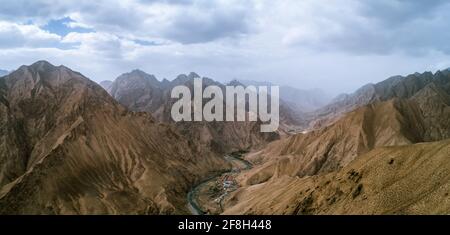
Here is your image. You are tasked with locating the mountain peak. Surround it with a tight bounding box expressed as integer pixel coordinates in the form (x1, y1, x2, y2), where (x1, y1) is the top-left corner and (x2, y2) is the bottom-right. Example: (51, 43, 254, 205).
(29, 60, 57, 70)
(16, 60, 76, 76)
(130, 69, 147, 75)
(227, 79, 244, 86)
(188, 72, 200, 79)
(8, 60, 90, 86)
(116, 69, 159, 86)
(175, 74, 188, 79)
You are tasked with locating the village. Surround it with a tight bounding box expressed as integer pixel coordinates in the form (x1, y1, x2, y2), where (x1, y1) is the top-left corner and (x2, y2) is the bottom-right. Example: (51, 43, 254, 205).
(187, 153, 252, 215)
(212, 164, 243, 209)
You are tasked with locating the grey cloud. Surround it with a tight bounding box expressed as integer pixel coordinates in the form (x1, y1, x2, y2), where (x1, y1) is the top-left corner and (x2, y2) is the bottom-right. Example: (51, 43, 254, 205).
(74, 5, 144, 32)
(290, 0, 450, 55)
(2, 0, 450, 96)
(138, 0, 193, 5)
(135, 0, 253, 44)
(0, 0, 74, 23)
(360, 0, 449, 25)
(0, 0, 252, 44)
(163, 6, 250, 44)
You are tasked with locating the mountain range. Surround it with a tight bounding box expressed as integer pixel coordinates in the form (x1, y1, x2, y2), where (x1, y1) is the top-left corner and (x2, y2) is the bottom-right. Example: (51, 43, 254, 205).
(238, 79, 331, 112)
(99, 70, 306, 154)
(306, 71, 450, 130)
(221, 69, 450, 214)
(0, 61, 449, 215)
(0, 61, 226, 214)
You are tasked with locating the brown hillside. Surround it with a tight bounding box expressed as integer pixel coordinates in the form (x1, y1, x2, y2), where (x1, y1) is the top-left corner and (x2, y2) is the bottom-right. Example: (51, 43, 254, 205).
(0, 61, 226, 214)
(223, 139, 450, 215)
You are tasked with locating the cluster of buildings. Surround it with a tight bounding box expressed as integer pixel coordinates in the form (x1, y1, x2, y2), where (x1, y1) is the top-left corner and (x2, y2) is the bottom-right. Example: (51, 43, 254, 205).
(213, 174, 238, 206)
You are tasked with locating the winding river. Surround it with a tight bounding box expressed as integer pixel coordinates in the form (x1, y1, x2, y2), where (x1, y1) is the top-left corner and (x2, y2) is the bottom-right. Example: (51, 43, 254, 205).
(186, 154, 252, 215)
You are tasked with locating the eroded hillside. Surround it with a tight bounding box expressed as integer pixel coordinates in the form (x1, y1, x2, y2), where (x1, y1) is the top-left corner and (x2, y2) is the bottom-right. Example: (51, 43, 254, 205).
(0, 61, 226, 214)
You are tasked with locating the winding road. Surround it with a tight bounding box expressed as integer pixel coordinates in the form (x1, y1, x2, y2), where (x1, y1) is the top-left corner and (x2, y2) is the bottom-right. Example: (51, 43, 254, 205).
(186, 154, 252, 215)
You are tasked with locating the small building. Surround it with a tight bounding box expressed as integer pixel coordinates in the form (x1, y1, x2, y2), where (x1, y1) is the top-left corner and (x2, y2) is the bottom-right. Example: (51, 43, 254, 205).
(222, 175, 236, 189)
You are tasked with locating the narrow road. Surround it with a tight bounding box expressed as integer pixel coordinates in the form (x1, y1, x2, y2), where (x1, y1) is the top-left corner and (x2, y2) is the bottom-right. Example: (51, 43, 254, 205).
(186, 154, 252, 215)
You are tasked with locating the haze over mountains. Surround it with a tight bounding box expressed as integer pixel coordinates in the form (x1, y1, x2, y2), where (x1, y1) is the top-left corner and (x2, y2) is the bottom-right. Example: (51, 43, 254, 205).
(95, 66, 450, 215)
(307, 70, 450, 130)
(0, 70, 8, 77)
(222, 69, 450, 214)
(0, 60, 449, 215)
(238, 80, 331, 112)
(100, 70, 308, 154)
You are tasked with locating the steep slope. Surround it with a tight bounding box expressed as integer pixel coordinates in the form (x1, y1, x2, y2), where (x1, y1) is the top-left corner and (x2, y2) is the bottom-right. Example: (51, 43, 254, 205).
(106, 71, 281, 154)
(239, 84, 449, 185)
(308, 70, 450, 129)
(0, 61, 226, 214)
(109, 70, 165, 115)
(237, 100, 430, 184)
(223, 139, 450, 215)
(221, 72, 450, 215)
(410, 82, 450, 141)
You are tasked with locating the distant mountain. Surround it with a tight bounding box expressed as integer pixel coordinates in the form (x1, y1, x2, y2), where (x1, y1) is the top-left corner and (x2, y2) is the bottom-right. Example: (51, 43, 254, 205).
(226, 80, 307, 134)
(106, 71, 200, 121)
(0, 70, 8, 77)
(221, 69, 450, 214)
(99, 80, 113, 93)
(104, 71, 281, 154)
(237, 70, 450, 180)
(241, 95, 450, 183)
(108, 70, 165, 114)
(307, 70, 450, 129)
(0, 61, 226, 214)
(238, 79, 331, 112)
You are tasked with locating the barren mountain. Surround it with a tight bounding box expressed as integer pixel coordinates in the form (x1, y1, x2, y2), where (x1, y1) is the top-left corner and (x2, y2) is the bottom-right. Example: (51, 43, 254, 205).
(105, 71, 283, 154)
(226, 80, 307, 133)
(99, 80, 113, 93)
(308, 70, 450, 129)
(238, 80, 330, 112)
(220, 71, 450, 214)
(0, 61, 227, 214)
(239, 90, 449, 186)
(223, 139, 450, 215)
(108, 70, 165, 115)
(237, 100, 424, 184)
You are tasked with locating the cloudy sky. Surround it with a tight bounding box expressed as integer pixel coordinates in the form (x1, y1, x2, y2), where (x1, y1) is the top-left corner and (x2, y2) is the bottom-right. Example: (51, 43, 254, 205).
(1, 0, 450, 95)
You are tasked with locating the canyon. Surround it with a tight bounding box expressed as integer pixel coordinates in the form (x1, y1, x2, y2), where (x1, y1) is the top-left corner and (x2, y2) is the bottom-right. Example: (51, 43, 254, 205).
(0, 61, 449, 214)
